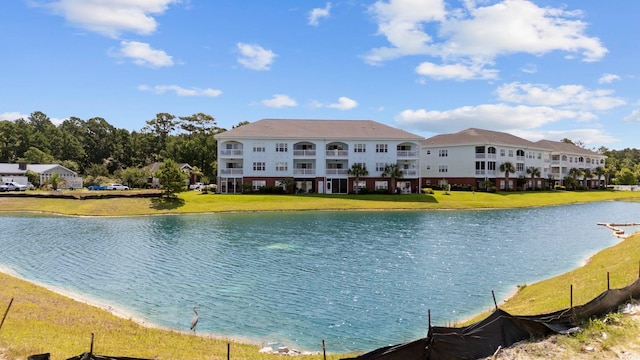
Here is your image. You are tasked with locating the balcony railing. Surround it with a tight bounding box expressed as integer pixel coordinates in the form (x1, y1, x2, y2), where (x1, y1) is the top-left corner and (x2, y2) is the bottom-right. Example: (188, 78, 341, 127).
(220, 169, 243, 175)
(400, 169, 418, 177)
(294, 169, 315, 175)
(326, 150, 348, 157)
(293, 150, 316, 157)
(397, 150, 418, 157)
(220, 149, 243, 157)
(326, 169, 348, 175)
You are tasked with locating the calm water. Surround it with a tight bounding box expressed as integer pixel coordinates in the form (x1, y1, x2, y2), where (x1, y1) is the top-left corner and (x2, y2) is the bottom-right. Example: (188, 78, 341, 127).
(1, 201, 639, 352)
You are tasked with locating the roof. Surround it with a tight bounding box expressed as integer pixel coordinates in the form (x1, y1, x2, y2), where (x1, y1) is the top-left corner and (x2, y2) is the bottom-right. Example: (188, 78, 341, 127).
(215, 119, 424, 141)
(535, 140, 603, 157)
(422, 128, 543, 149)
(0, 163, 77, 175)
(145, 162, 193, 173)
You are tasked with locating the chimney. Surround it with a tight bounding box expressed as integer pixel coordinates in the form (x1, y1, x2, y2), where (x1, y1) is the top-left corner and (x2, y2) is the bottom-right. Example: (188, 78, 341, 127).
(18, 162, 27, 170)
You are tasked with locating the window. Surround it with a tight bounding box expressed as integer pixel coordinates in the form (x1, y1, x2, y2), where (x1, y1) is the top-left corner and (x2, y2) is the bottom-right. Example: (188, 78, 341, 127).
(488, 161, 496, 171)
(517, 149, 525, 157)
(375, 181, 388, 190)
(488, 147, 496, 155)
(438, 164, 448, 173)
(438, 149, 448, 157)
(376, 144, 388, 153)
(426, 150, 431, 155)
(376, 163, 385, 172)
(516, 163, 524, 172)
(253, 162, 265, 171)
(500, 149, 505, 157)
(275, 162, 288, 171)
(475, 161, 486, 170)
(253, 143, 265, 152)
(353, 180, 366, 192)
(252, 180, 266, 191)
(276, 143, 288, 152)
(537, 152, 542, 159)
(354, 144, 366, 153)
(508, 150, 514, 157)
(475, 146, 485, 154)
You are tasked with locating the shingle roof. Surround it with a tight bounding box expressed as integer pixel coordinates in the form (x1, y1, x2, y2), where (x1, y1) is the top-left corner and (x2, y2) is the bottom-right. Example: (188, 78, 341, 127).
(422, 128, 543, 149)
(0, 163, 76, 175)
(215, 119, 424, 140)
(535, 140, 602, 156)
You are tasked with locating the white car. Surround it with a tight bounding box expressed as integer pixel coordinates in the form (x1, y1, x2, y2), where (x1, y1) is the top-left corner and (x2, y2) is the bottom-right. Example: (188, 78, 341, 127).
(2, 181, 28, 191)
(107, 183, 129, 190)
(189, 182, 203, 190)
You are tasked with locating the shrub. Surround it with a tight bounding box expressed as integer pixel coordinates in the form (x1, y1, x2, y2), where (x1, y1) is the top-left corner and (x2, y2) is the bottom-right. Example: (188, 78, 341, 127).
(422, 188, 434, 194)
(554, 185, 566, 190)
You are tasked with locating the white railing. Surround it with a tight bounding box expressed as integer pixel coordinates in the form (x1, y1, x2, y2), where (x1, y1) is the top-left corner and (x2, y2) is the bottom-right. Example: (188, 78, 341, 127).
(326, 169, 348, 175)
(220, 150, 243, 156)
(220, 169, 243, 175)
(293, 150, 316, 156)
(326, 150, 348, 157)
(475, 169, 486, 175)
(400, 169, 417, 176)
(475, 154, 485, 159)
(397, 151, 418, 157)
(294, 169, 315, 175)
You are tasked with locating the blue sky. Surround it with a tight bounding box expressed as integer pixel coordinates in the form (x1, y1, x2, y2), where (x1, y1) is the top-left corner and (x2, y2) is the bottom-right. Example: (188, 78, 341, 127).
(1, 0, 638, 150)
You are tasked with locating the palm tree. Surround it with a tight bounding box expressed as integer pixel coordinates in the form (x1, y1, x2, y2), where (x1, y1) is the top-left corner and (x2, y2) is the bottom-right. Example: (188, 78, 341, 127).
(525, 166, 541, 190)
(47, 173, 66, 191)
(382, 163, 403, 194)
(499, 161, 515, 190)
(582, 168, 593, 189)
(347, 163, 369, 194)
(568, 168, 583, 190)
(594, 166, 605, 188)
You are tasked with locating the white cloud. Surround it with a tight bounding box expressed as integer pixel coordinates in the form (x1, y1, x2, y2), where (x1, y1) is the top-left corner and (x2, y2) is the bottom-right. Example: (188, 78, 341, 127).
(366, 0, 607, 74)
(415, 62, 498, 80)
(115, 41, 173, 68)
(237, 43, 277, 71)
(521, 64, 538, 74)
(624, 110, 640, 123)
(42, 0, 180, 38)
(513, 128, 619, 145)
(0, 112, 29, 121)
(309, 2, 331, 26)
(326, 97, 359, 110)
(138, 85, 222, 97)
(262, 94, 297, 108)
(496, 82, 626, 111)
(395, 103, 580, 133)
(599, 73, 620, 84)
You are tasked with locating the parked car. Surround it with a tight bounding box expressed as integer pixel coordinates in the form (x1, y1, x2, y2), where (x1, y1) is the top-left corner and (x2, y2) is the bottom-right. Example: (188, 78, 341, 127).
(107, 183, 129, 190)
(2, 181, 28, 191)
(189, 182, 203, 190)
(0, 184, 8, 192)
(87, 185, 107, 190)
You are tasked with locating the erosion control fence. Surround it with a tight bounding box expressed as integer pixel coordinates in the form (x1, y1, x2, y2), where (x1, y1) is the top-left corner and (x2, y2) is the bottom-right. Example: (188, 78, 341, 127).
(343, 271, 640, 360)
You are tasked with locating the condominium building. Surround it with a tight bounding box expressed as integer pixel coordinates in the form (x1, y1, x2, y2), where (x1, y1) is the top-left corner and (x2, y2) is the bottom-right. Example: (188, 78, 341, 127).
(420, 128, 606, 190)
(214, 119, 423, 194)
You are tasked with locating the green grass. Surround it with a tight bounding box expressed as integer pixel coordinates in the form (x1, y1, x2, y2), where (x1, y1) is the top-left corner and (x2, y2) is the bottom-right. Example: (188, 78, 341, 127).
(1, 189, 640, 216)
(2, 189, 640, 359)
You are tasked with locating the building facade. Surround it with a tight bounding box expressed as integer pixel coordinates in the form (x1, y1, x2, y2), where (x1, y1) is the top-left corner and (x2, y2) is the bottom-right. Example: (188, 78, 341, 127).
(535, 140, 607, 188)
(215, 119, 423, 194)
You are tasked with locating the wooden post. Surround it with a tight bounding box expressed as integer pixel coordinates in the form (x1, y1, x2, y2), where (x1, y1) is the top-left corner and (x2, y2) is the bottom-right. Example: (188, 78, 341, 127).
(0, 298, 13, 332)
(570, 284, 573, 309)
(428, 309, 431, 332)
(322, 339, 327, 360)
(227, 343, 230, 360)
(607, 272, 610, 290)
(492, 290, 498, 310)
(90, 333, 94, 355)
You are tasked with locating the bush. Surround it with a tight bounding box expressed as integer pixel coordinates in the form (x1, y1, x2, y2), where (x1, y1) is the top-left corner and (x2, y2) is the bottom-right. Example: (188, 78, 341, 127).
(554, 185, 566, 191)
(422, 188, 434, 194)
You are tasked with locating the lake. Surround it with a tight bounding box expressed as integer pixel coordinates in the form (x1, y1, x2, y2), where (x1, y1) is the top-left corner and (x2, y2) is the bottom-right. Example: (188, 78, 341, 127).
(1, 201, 639, 353)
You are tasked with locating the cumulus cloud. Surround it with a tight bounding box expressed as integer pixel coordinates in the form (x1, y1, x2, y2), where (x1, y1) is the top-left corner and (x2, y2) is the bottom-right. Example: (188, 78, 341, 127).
(513, 128, 619, 146)
(138, 85, 222, 97)
(309, 2, 331, 26)
(237, 43, 277, 71)
(395, 104, 581, 133)
(415, 62, 498, 80)
(262, 94, 297, 108)
(0, 112, 29, 121)
(313, 97, 358, 110)
(115, 41, 173, 67)
(496, 82, 626, 111)
(366, 0, 607, 79)
(598, 73, 620, 84)
(41, 0, 180, 38)
(624, 110, 640, 123)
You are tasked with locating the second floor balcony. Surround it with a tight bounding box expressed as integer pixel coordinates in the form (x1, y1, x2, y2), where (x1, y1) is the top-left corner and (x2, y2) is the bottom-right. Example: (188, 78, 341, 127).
(220, 149, 243, 157)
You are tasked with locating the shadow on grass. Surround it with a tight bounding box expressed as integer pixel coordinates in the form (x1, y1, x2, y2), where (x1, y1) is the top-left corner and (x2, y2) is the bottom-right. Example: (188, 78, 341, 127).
(149, 197, 186, 210)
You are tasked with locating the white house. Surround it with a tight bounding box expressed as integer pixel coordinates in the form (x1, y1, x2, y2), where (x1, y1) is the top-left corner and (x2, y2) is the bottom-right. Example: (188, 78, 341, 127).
(535, 140, 607, 188)
(420, 128, 607, 190)
(214, 119, 424, 194)
(420, 128, 551, 190)
(0, 162, 82, 189)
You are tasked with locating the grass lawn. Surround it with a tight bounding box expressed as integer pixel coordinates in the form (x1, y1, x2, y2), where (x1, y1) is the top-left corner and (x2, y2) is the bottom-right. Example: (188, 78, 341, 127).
(1, 189, 640, 359)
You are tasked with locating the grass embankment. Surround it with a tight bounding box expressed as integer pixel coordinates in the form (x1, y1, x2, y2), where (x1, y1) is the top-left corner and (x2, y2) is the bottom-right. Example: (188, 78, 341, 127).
(2, 190, 640, 359)
(1, 189, 640, 216)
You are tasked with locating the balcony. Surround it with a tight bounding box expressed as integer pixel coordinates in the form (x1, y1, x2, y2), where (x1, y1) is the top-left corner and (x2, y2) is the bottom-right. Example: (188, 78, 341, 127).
(397, 150, 418, 158)
(326, 150, 348, 158)
(400, 169, 418, 177)
(220, 169, 243, 175)
(293, 150, 316, 157)
(326, 169, 348, 176)
(294, 169, 315, 175)
(220, 149, 243, 157)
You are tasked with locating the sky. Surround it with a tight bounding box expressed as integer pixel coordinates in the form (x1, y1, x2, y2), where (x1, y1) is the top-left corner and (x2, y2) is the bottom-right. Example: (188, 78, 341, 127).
(1, 0, 639, 150)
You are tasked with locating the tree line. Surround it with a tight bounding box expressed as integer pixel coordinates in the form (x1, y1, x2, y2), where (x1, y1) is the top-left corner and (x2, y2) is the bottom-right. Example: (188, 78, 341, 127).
(0, 111, 639, 187)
